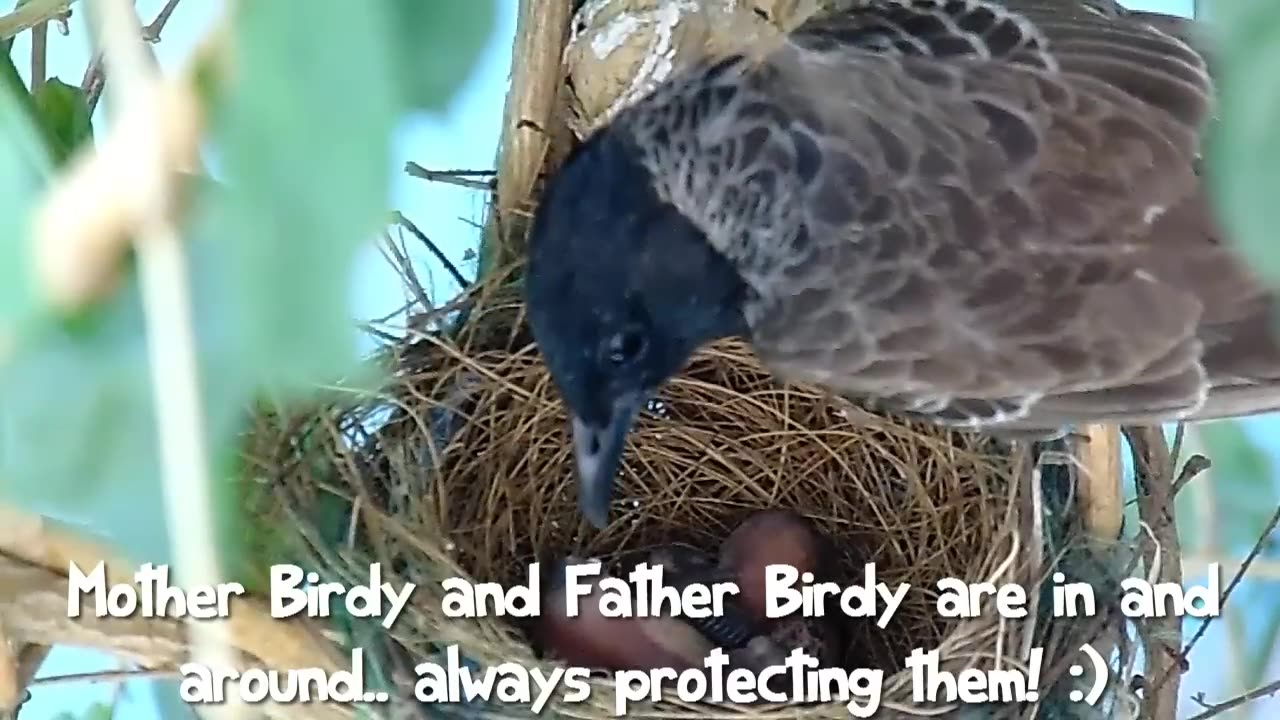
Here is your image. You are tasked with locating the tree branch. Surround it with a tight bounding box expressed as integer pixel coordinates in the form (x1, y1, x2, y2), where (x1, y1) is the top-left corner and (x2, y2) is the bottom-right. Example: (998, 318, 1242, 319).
(30, 21, 47, 94)
(83, 0, 186, 116)
(404, 161, 496, 191)
(1188, 676, 1280, 720)
(1123, 425, 1184, 720)
(0, 0, 76, 41)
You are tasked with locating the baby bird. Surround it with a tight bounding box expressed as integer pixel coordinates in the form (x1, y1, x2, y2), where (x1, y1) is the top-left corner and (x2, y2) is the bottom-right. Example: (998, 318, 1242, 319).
(537, 556, 713, 672)
(647, 543, 756, 650)
(718, 509, 825, 624)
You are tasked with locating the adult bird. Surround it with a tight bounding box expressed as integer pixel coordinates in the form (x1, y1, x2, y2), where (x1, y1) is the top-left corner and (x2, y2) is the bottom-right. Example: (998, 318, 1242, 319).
(524, 0, 1280, 528)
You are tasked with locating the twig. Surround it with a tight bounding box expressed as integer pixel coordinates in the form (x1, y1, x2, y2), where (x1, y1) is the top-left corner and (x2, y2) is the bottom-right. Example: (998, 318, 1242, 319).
(89, 0, 240, 717)
(82, 53, 105, 113)
(82, 0, 184, 116)
(392, 211, 471, 290)
(1182, 555, 1280, 579)
(1175, 504, 1280, 675)
(378, 229, 432, 313)
(1169, 422, 1186, 468)
(0, 0, 76, 41)
(404, 162, 496, 191)
(1171, 454, 1211, 497)
(31, 21, 47, 94)
(146, 0, 182, 40)
(1186, 677, 1280, 720)
(1123, 425, 1183, 720)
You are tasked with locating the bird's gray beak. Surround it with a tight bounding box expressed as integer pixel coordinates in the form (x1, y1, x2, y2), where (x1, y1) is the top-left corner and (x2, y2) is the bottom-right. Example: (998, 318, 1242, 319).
(571, 392, 645, 529)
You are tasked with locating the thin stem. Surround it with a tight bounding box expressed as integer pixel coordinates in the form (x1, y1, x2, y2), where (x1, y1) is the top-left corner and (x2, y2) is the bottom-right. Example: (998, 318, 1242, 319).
(393, 211, 472, 290)
(404, 161, 496, 191)
(30, 22, 47, 93)
(1187, 676, 1280, 720)
(83, 0, 184, 116)
(90, 0, 241, 717)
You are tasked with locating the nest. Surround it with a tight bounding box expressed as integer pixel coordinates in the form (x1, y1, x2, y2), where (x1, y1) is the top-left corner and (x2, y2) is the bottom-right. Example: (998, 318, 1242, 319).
(239, 2, 1140, 717)
(241, 259, 1134, 719)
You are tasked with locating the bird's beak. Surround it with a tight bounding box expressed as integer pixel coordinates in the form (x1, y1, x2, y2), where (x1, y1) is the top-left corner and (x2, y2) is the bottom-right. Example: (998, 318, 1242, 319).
(571, 392, 645, 529)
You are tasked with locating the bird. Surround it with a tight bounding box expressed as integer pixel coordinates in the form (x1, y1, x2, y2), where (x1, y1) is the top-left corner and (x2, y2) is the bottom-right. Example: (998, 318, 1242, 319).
(523, 0, 1280, 528)
(646, 543, 758, 649)
(718, 510, 826, 624)
(536, 556, 716, 671)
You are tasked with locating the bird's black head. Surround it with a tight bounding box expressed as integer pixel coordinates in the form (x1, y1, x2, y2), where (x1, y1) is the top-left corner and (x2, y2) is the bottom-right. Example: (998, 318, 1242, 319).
(524, 129, 749, 529)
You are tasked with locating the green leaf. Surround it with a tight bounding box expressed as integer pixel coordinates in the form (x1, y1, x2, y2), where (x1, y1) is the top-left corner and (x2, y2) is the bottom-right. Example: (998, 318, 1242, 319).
(385, 0, 497, 111)
(0, 195, 254, 569)
(0, 53, 54, 363)
(1, 0, 493, 582)
(204, 0, 400, 398)
(1205, 3, 1280, 293)
(32, 76, 93, 165)
(1198, 421, 1277, 552)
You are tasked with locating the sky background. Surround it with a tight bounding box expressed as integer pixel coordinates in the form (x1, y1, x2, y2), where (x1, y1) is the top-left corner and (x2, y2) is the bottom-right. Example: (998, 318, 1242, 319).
(14, 1, 1280, 719)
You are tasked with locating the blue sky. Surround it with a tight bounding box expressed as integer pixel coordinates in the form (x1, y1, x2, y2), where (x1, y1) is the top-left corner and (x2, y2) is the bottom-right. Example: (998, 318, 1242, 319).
(15, 1, 1280, 719)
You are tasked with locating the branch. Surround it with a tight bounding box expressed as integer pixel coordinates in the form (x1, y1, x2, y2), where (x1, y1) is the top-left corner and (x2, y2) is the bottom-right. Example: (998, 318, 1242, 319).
(0, 506, 352, 720)
(82, 0, 186, 116)
(1123, 425, 1184, 720)
(0, 0, 76, 41)
(1171, 454, 1212, 497)
(404, 161, 495, 191)
(1176, 504, 1280, 673)
(147, 0, 183, 38)
(30, 21, 47, 94)
(1187, 677, 1280, 720)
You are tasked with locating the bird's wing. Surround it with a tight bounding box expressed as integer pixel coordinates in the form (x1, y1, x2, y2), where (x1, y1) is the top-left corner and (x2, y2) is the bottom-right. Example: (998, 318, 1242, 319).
(616, 0, 1280, 432)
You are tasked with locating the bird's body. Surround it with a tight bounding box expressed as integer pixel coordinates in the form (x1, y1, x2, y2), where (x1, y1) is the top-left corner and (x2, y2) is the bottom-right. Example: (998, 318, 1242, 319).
(525, 0, 1280, 527)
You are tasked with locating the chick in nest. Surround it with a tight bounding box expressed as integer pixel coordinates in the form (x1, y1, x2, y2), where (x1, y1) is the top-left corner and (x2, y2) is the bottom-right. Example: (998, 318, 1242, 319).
(561, 0, 825, 138)
(646, 543, 756, 650)
(729, 615, 844, 697)
(730, 615, 842, 667)
(536, 555, 713, 672)
(718, 509, 827, 625)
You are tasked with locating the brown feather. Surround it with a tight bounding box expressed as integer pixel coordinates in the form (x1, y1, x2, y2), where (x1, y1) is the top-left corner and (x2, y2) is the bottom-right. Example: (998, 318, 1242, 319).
(606, 0, 1280, 434)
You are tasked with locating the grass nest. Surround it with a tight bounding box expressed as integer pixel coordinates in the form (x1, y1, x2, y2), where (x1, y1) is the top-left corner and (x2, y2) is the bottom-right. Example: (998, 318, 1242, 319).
(244, 263, 1131, 719)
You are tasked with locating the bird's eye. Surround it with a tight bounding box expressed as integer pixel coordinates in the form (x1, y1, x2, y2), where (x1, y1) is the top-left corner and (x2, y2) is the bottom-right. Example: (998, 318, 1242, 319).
(605, 328, 646, 366)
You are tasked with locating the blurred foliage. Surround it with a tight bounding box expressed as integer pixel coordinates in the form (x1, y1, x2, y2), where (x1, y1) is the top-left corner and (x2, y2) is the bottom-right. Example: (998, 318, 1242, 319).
(0, 0, 497, 586)
(50, 701, 114, 720)
(32, 77, 92, 164)
(1206, 2, 1280, 295)
(1198, 422, 1277, 553)
(0, 53, 51, 348)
